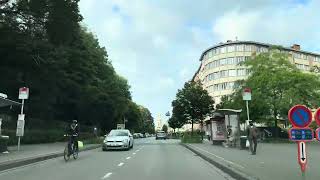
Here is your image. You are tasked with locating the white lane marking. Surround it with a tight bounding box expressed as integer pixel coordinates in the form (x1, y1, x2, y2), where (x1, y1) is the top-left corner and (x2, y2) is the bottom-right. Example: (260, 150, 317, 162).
(126, 156, 131, 160)
(189, 144, 245, 169)
(136, 150, 140, 152)
(101, 172, 112, 179)
(118, 162, 124, 167)
(133, 152, 136, 155)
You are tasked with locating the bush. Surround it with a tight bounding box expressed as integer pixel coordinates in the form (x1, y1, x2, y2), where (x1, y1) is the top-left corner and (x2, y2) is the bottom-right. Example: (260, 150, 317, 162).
(2, 129, 96, 145)
(83, 137, 104, 144)
(181, 133, 202, 143)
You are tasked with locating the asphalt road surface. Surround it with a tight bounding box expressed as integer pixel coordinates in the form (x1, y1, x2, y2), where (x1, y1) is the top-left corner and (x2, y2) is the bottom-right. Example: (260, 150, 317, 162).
(0, 137, 234, 180)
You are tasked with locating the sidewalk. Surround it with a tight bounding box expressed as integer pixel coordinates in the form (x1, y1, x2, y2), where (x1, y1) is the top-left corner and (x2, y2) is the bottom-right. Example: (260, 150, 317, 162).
(183, 141, 320, 180)
(0, 142, 101, 171)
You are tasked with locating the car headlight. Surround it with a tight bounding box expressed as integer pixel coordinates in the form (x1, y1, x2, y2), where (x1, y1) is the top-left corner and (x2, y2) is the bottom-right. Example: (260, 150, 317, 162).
(123, 139, 129, 143)
(103, 139, 107, 143)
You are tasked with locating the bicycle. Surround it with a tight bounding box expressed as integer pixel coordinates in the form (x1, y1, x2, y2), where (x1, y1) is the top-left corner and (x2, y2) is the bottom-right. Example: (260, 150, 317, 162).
(64, 134, 79, 162)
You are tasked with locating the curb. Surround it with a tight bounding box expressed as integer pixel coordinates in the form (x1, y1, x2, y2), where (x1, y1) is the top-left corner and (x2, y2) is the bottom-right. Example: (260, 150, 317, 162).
(0, 144, 101, 172)
(181, 143, 259, 180)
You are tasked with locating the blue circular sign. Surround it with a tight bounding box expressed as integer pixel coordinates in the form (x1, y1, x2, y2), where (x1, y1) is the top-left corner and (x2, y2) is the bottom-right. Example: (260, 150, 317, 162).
(288, 105, 312, 128)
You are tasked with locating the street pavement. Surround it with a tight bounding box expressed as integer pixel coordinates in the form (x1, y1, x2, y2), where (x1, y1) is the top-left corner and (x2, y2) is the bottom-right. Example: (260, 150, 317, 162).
(0, 143, 65, 163)
(0, 137, 235, 180)
(186, 141, 320, 180)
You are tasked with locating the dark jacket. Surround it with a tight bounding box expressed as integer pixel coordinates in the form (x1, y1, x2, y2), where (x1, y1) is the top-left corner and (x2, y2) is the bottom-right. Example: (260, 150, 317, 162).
(66, 123, 79, 136)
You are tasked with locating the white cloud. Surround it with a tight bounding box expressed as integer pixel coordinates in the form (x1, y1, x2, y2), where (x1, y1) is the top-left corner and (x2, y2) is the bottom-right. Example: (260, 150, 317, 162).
(212, 1, 320, 49)
(79, 0, 320, 117)
(159, 77, 175, 89)
(103, 16, 124, 40)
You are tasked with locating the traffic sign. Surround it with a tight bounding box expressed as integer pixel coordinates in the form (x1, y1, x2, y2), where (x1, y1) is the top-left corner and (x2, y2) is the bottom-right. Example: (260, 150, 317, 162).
(288, 105, 312, 128)
(314, 108, 320, 126)
(316, 128, 320, 141)
(289, 128, 314, 142)
(242, 88, 251, 101)
(19, 87, 29, 100)
(298, 141, 307, 172)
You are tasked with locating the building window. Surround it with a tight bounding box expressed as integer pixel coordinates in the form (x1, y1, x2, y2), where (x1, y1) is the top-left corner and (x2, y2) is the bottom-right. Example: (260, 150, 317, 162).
(229, 69, 237, 76)
(236, 45, 244, 52)
(308, 55, 315, 61)
(293, 53, 301, 59)
(237, 69, 246, 76)
(220, 47, 226, 53)
(212, 49, 216, 55)
(302, 54, 307, 60)
(245, 45, 252, 52)
(208, 50, 212, 58)
(227, 45, 235, 52)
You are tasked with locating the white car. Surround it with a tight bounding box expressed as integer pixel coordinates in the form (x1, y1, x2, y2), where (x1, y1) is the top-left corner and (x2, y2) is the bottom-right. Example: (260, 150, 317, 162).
(102, 129, 133, 151)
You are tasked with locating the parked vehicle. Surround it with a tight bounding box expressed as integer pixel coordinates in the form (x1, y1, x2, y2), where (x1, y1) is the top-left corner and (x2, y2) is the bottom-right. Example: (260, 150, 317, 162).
(133, 133, 140, 139)
(138, 133, 145, 138)
(102, 129, 133, 151)
(156, 131, 167, 140)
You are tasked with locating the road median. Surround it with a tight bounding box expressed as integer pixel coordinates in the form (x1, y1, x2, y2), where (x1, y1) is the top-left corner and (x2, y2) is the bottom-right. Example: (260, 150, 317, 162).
(181, 143, 258, 180)
(0, 144, 101, 172)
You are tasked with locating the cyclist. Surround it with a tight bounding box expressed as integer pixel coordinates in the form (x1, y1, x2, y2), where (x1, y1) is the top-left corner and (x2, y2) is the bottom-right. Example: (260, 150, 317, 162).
(66, 119, 79, 156)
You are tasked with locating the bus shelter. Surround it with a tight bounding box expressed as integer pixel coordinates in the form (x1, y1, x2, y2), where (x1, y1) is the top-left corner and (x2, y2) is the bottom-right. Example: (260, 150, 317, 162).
(204, 109, 242, 147)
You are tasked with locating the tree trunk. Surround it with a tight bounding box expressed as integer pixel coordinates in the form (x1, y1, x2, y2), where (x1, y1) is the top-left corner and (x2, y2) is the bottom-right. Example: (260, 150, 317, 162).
(274, 112, 279, 138)
(191, 121, 194, 136)
(200, 121, 204, 141)
(274, 118, 279, 138)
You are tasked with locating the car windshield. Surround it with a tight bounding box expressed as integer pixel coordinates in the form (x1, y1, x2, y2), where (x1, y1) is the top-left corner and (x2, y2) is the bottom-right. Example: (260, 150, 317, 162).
(108, 131, 128, 137)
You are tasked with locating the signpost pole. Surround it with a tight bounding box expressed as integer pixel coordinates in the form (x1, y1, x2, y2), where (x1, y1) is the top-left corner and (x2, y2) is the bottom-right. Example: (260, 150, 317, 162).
(243, 88, 251, 131)
(17, 99, 24, 151)
(246, 100, 250, 123)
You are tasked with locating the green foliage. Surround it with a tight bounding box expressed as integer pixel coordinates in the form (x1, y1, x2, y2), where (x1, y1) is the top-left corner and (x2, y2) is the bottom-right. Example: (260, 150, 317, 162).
(217, 50, 320, 136)
(83, 137, 104, 145)
(0, 0, 142, 133)
(172, 81, 215, 133)
(181, 133, 202, 143)
(168, 115, 184, 132)
(162, 124, 168, 133)
(124, 102, 155, 133)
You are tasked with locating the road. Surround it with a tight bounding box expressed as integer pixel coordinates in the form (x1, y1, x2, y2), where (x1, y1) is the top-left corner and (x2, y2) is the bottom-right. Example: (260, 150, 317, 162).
(0, 138, 234, 180)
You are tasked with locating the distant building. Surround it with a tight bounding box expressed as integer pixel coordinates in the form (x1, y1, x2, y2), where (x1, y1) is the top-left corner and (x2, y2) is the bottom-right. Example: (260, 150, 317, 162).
(193, 41, 320, 105)
(155, 114, 163, 131)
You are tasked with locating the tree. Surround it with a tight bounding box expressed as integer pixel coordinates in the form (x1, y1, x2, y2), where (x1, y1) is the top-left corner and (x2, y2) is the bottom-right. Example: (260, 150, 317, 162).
(168, 115, 184, 133)
(172, 81, 215, 134)
(217, 49, 320, 137)
(162, 124, 168, 133)
(0, 0, 136, 132)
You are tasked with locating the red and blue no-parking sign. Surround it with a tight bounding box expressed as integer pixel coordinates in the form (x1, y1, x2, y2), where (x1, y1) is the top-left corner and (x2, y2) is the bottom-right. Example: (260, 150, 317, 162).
(314, 108, 320, 126)
(288, 105, 312, 128)
(288, 105, 313, 173)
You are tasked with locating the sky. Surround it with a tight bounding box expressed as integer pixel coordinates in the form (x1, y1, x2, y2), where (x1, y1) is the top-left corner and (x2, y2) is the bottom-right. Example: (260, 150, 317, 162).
(78, 0, 320, 121)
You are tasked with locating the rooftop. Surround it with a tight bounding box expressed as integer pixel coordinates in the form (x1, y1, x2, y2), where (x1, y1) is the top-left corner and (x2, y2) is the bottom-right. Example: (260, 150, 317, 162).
(199, 40, 320, 62)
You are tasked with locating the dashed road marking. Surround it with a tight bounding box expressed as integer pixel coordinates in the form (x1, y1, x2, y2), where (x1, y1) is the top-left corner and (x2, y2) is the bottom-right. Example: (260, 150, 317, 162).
(118, 162, 124, 167)
(133, 152, 136, 155)
(101, 172, 112, 179)
(126, 156, 131, 160)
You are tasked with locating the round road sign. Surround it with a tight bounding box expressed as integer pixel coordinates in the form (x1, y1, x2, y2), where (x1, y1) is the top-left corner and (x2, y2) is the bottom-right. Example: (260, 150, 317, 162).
(315, 108, 320, 126)
(288, 105, 312, 128)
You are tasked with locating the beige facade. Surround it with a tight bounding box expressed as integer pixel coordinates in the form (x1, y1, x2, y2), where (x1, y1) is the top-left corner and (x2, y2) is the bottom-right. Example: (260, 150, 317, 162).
(193, 41, 320, 105)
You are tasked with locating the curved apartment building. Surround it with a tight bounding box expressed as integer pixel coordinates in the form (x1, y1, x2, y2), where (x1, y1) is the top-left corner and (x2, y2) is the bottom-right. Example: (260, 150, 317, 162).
(193, 41, 320, 104)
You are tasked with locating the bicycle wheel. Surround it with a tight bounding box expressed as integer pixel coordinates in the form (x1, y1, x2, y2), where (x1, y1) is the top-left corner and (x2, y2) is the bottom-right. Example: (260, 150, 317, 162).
(64, 146, 70, 162)
(73, 148, 79, 159)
